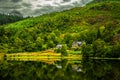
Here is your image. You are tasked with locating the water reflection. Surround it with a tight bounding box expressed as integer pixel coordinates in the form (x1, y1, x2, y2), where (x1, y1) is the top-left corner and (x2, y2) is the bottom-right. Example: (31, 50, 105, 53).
(83, 59, 120, 80)
(0, 57, 120, 80)
(0, 58, 82, 80)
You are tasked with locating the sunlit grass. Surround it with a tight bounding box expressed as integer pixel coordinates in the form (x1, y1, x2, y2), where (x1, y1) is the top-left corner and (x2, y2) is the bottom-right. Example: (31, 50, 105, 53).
(4, 51, 82, 64)
(6, 51, 82, 60)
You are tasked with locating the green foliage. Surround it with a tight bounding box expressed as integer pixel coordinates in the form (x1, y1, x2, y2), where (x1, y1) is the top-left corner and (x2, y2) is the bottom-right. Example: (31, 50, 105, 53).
(54, 45, 68, 56)
(0, 1, 120, 58)
(61, 45, 68, 56)
(90, 0, 120, 4)
(93, 39, 106, 57)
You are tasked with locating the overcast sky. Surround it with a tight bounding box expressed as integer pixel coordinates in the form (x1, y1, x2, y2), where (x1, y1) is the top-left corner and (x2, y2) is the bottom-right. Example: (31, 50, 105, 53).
(0, 0, 92, 17)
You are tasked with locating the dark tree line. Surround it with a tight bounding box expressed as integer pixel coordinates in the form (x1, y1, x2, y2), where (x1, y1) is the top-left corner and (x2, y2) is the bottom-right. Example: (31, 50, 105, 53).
(0, 13, 24, 25)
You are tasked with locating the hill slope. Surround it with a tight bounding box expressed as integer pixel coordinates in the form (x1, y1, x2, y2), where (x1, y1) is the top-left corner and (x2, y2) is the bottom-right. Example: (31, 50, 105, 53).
(0, 1, 120, 57)
(91, 0, 120, 3)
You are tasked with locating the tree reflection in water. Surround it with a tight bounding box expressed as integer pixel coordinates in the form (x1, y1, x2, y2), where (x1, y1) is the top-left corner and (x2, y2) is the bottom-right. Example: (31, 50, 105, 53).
(83, 59, 120, 80)
(0, 59, 120, 80)
(0, 59, 82, 80)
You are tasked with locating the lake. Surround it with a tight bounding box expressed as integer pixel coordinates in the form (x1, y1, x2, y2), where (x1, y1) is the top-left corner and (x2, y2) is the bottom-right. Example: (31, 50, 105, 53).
(0, 57, 120, 80)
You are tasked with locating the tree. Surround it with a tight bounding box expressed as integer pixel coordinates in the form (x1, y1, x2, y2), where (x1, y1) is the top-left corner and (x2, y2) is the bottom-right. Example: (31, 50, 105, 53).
(0, 26, 4, 36)
(93, 39, 105, 57)
(35, 37, 44, 50)
(97, 28, 101, 39)
(64, 34, 73, 47)
(82, 44, 94, 58)
(61, 45, 68, 56)
(47, 41, 55, 48)
(14, 37, 23, 47)
(0, 13, 24, 25)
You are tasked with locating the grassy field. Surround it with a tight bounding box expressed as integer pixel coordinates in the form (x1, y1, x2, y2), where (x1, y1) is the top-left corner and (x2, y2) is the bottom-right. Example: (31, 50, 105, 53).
(6, 53, 82, 58)
(3, 50, 82, 64)
(0, 52, 82, 64)
(6, 56, 82, 64)
(5, 50, 82, 61)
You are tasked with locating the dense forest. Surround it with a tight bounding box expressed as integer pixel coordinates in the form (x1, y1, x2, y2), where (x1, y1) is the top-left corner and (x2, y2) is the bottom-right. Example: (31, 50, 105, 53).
(0, 1, 120, 57)
(91, 0, 120, 3)
(0, 13, 24, 25)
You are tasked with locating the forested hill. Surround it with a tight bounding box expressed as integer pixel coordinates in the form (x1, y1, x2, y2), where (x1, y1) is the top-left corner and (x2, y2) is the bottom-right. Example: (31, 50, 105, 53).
(0, 1, 120, 58)
(0, 13, 24, 25)
(90, 0, 120, 3)
(92, 0, 120, 2)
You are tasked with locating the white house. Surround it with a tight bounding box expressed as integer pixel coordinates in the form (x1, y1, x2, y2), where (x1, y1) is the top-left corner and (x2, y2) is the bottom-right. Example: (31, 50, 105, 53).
(56, 44, 62, 49)
(72, 41, 82, 48)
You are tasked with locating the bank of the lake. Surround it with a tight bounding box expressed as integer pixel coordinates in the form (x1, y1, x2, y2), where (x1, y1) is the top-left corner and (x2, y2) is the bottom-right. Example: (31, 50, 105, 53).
(90, 57, 120, 60)
(2, 50, 82, 61)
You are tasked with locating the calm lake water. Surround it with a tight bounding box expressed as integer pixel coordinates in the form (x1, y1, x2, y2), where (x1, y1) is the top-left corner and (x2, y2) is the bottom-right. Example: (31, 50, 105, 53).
(0, 58, 120, 80)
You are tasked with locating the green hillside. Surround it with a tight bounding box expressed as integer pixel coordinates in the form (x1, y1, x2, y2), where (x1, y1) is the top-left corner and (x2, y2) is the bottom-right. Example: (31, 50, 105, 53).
(0, 1, 120, 57)
(91, 0, 120, 3)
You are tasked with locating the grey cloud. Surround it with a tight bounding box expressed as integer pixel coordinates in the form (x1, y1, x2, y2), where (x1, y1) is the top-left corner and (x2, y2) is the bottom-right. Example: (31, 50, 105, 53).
(0, 0, 93, 17)
(0, 0, 22, 2)
(31, 5, 73, 16)
(9, 10, 22, 16)
(36, 5, 42, 7)
(33, 6, 54, 15)
(0, 0, 22, 9)
(11, 0, 22, 3)
(0, 3, 22, 9)
(63, 0, 71, 2)
(22, 3, 32, 7)
(0, 0, 10, 2)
